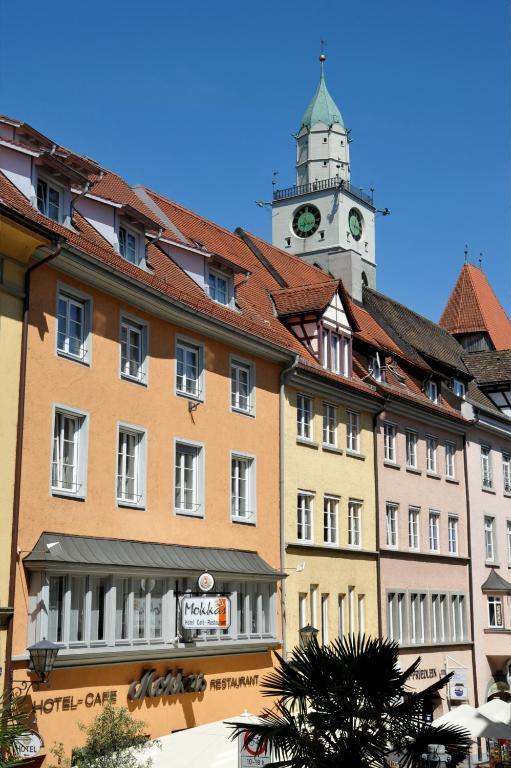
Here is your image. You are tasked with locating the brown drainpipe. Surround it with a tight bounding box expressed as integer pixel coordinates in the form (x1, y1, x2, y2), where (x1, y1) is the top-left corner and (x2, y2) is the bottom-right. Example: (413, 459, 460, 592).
(4, 241, 63, 694)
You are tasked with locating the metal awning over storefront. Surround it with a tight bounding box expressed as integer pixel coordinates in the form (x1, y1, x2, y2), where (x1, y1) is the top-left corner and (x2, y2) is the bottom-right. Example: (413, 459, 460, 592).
(24, 532, 282, 580)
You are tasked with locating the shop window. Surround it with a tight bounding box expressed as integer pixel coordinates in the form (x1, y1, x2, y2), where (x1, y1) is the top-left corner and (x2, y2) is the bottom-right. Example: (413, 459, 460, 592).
(33, 574, 278, 651)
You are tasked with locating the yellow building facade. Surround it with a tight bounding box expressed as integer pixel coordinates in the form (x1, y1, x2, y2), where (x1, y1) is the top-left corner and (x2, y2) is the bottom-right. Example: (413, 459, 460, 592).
(283, 370, 382, 654)
(0, 209, 51, 689)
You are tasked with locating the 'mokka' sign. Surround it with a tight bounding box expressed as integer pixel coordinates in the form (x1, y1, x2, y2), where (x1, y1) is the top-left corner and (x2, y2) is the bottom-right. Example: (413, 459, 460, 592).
(127, 668, 207, 700)
(181, 595, 231, 630)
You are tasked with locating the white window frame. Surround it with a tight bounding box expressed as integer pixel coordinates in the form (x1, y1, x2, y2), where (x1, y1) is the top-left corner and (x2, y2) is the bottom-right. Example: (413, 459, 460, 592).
(426, 435, 438, 474)
(323, 495, 339, 546)
(321, 594, 329, 645)
(426, 380, 438, 404)
(428, 511, 440, 552)
(120, 313, 148, 385)
(484, 516, 496, 562)
(297, 394, 313, 441)
(230, 356, 255, 416)
(56, 285, 92, 365)
(452, 379, 466, 399)
(297, 491, 314, 543)
(388, 592, 405, 644)
(445, 442, 456, 479)
(409, 592, 427, 645)
(405, 430, 418, 469)
(175, 337, 204, 402)
(431, 593, 448, 642)
(386, 503, 399, 548)
(36, 174, 65, 223)
(451, 594, 465, 641)
(507, 520, 511, 563)
(348, 500, 362, 548)
(503, 453, 511, 494)
(51, 405, 89, 499)
(321, 327, 342, 374)
(322, 403, 337, 447)
(118, 222, 145, 267)
(206, 266, 233, 307)
(481, 445, 493, 489)
(384, 422, 397, 463)
(174, 440, 204, 518)
(370, 354, 382, 382)
(347, 410, 360, 453)
(448, 515, 458, 555)
(116, 423, 147, 509)
(408, 507, 420, 550)
(488, 595, 504, 629)
(230, 451, 256, 524)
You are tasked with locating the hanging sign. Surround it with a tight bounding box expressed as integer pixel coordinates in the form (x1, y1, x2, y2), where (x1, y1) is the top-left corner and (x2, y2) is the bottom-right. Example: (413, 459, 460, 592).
(14, 730, 44, 759)
(448, 668, 468, 701)
(181, 595, 231, 630)
(197, 571, 216, 593)
(239, 731, 271, 767)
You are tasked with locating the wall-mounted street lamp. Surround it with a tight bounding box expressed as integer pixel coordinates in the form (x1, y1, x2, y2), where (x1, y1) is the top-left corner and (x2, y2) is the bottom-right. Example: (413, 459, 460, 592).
(12, 638, 61, 697)
(299, 624, 319, 649)
(27, 638, 61, 687)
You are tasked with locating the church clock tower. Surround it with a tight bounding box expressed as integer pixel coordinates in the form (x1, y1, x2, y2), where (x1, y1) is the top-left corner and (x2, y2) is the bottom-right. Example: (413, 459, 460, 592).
(272, 55, 376, 301)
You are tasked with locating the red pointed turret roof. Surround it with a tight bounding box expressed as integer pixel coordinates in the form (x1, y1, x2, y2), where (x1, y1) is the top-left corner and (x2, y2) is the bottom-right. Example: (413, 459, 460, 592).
(440, 263, 511, 350)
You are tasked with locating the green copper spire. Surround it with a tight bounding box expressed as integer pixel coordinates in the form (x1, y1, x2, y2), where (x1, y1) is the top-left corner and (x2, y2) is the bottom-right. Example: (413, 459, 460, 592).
(299, 55, 344, 131)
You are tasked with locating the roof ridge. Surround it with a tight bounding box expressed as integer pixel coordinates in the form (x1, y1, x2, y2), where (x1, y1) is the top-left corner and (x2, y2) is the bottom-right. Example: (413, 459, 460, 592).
(145, 186, 243, 247)
(366, 286, 463, 341)
(464, 263, 486, 327)
(242, 228, 333, 282)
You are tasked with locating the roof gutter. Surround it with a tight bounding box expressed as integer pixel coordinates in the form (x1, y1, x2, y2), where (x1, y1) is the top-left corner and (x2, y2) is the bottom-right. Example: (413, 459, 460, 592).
(279, 353, 300, 659)
(4, 239, 63, 696)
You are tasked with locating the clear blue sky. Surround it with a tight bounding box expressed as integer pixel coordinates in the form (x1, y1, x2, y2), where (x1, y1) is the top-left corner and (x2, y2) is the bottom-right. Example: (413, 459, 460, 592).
(1, 0, 509, 320)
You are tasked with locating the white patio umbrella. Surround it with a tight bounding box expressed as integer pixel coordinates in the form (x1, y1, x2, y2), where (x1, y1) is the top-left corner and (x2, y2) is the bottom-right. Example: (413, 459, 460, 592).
(477, 699, 511, 726)
(132, 711, 264, 768)
(433, 704, 477, 729)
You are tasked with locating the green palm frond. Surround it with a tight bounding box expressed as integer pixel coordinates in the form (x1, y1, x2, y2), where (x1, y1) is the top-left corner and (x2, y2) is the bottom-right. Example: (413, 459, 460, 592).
(230, 635, 471, 768)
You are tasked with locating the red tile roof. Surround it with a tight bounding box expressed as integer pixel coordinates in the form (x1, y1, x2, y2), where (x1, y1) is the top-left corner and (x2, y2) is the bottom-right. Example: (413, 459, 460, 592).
(271, 281, 339, 316)
(440, 263, 511, 350)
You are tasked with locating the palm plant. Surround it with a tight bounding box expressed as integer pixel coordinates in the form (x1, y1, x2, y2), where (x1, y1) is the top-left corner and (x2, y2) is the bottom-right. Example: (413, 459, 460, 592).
(0, 692, 30, 767)
(231, 635, 471, 768)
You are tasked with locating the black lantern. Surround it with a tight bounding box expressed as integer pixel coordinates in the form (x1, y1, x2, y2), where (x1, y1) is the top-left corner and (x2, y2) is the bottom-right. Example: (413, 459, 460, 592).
(299, 624, 319, 648)
(27, 638, 61, 686)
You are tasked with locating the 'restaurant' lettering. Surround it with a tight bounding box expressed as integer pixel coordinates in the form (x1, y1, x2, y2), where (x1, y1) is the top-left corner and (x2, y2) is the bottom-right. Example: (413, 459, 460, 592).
(127, 669, 207, 700)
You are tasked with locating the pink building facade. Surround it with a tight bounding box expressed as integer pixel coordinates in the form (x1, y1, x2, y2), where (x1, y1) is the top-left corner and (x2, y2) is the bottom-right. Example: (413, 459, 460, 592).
(376, 400, 474, 717)
(463, 402, 511, 706)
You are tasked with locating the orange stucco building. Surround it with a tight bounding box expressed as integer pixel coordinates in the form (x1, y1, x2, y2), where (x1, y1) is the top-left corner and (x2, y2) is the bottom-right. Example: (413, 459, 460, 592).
(0, 117, 300, 764)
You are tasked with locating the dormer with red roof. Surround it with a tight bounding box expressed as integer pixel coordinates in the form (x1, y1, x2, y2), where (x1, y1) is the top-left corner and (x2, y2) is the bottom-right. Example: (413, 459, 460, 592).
(0, 114, 96, 227)
(271, 280, 354, 376)
(440, 262, 511, 353)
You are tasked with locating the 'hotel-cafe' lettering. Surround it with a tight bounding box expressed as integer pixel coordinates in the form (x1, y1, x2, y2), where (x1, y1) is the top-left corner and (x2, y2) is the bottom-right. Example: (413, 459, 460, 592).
(128, 669, 207, 700)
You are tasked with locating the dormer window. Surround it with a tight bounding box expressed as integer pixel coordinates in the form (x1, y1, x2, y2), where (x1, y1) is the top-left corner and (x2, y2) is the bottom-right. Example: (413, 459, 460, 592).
(119, 224, 144, 266)
(322, 328, 350, 376)
(37, 177, 63, 222)
(207, 266, 233, 307)
(452, 379, 466, 399)
(426, 380, 438, 404)
(370, 354, 383, 382)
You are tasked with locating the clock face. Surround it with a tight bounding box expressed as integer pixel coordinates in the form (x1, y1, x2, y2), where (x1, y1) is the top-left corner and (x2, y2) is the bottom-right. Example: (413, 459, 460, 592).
(348, 208, 363, 241)
(292, 204, 321, 238)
